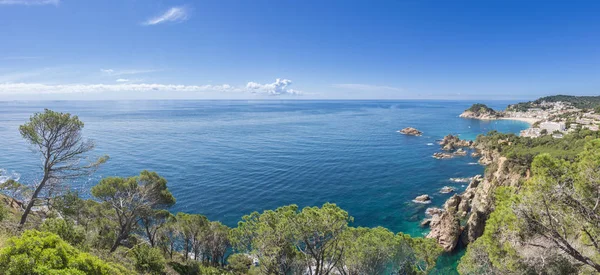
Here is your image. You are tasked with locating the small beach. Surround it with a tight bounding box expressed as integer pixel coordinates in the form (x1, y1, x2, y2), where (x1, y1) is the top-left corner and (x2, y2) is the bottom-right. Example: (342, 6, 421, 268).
(499, 116, 540, 125)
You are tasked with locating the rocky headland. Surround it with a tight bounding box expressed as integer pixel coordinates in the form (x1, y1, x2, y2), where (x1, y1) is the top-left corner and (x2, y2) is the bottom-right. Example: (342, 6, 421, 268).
(424, 140, 529, 252)
(459, 103, 501, 120)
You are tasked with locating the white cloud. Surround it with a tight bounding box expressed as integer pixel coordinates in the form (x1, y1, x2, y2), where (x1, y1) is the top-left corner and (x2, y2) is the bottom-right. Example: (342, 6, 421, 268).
(116, 79, 129, 82)
(332, 83, 402, 92)
(0, 0, 59, 5)
(142, 7, 189, 26)
(0, 83, 236, 95)
(246, 78, 301, 95)
(100, 68, 159, 76)
(0, 79, 301, 96)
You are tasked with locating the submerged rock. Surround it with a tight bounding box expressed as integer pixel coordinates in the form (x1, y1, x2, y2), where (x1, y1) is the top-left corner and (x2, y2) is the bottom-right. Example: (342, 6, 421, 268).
(433, 152, 453, 159)
(440, 186, 455, 194)
(398, 127, 423, 136)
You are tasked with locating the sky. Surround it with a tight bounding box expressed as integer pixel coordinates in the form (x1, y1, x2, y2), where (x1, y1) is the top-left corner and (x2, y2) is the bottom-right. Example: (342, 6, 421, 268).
(0, 0, 599, 100)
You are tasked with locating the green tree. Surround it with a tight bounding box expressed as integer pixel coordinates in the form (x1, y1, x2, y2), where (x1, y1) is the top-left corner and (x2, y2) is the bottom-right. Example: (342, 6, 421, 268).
(156, 215, 179, 260)
(176, 212, 209, 261)
(204, 221, 230, 266)
(228, 253, 253, 275)
(18, 109, 107, 227)
(91, 170, 175, 252)
(140, 209, 174, 247)
(129, 243, 166, 275)
(516, 148, 600, 272)
(231, 205, 302, 275)
(0, 230, 129, 275)
(399, 234, 443, 274)
(337, 226, 399, 275)
(291, 203, 352, 275)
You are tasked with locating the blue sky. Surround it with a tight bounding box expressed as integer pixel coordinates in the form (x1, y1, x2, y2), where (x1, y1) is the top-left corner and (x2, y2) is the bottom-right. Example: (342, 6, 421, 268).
(1, 0, 599, 100)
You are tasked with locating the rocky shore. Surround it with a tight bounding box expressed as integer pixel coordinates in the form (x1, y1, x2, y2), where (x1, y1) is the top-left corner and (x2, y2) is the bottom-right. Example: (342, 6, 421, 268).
(424, 140, 529, 252)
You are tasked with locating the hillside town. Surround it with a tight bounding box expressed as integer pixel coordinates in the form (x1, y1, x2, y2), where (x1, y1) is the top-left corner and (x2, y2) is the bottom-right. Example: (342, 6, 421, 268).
(462, 100, 600, 138)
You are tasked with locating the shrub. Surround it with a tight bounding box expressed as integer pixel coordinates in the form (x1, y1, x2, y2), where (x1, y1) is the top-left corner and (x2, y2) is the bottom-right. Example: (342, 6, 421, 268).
(129, 243, 166, 275)
(41, 218, 85, 246)
(0, 230, 130, 275)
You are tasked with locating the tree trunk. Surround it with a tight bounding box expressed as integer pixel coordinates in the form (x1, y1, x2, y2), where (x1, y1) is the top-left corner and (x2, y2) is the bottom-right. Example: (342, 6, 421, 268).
(18, 176, 48, 227)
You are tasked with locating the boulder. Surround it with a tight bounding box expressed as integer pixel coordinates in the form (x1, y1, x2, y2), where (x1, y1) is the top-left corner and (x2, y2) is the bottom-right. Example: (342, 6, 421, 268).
(453, 148, 467, 156)
(427, 212, 462, 252)
(398, 127, 423, 136)
(433, 152, 453, 159)
(444, 194, 462, 214)
(413, 194, 431, 204)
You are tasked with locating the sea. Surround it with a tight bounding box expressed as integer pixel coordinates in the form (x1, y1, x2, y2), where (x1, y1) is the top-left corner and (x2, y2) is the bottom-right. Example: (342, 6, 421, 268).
(0, 100, 529, 273)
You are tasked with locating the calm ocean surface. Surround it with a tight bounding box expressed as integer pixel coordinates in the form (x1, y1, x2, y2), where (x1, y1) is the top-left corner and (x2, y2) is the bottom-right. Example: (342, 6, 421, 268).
(0, 100, 527, 271)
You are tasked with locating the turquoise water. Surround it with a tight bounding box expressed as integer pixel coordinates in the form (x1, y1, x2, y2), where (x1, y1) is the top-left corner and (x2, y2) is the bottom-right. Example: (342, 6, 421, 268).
(0, 100, 527, 271)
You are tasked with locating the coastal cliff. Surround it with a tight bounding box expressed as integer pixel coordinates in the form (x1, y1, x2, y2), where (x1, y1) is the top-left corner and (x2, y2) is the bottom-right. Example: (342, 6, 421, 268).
(426, 140, 528, 251)
(459, 103, 501, 120)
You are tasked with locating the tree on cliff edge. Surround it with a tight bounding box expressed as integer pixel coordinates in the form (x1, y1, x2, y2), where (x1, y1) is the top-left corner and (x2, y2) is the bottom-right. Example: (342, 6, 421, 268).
(18, 109, 107, 227)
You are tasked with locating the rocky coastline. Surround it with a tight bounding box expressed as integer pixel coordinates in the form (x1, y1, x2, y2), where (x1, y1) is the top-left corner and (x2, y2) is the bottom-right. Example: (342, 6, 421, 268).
(423, 140, 529, 252)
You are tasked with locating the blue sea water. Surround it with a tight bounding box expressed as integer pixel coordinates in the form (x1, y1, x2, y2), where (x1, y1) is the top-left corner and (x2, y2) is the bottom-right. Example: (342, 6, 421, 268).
(0, 100, 527, 271)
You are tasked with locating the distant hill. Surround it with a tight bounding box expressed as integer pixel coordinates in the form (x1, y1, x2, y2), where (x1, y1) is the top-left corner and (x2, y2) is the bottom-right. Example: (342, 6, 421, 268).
(508, 95, 600, 111)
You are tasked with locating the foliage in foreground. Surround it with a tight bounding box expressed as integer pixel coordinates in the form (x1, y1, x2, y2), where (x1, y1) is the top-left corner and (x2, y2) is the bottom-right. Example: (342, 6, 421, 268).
(0, 230, 131, 275)
(231, 203, 442, 275)
(458, 139, 600, 274)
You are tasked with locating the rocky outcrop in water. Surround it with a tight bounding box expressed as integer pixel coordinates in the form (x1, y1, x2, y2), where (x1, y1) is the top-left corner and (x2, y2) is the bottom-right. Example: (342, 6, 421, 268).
(413, 194, 431, 204)
(440, 186, 455, 194)
(398, 127, 423, 136)
(439, 135, 473, 151)
(427, 194, 463, 251)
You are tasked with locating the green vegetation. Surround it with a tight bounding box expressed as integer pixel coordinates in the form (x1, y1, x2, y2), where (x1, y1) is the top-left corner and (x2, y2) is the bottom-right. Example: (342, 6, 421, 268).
(508, 94, 600, 111)
(475, 128, 600, 175)
(0, 109, 445, 274)
(0, 230, 130, 275)
(18, 109, 108, 227)
(465, 103, 496, 115)
(7, 106, 599, 274)
(459, 138, 600, 274)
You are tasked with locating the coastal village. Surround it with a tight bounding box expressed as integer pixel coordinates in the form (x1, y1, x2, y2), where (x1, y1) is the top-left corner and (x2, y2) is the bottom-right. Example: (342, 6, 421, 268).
(397, 96, 600, 254)
(461, 100, 600, 138)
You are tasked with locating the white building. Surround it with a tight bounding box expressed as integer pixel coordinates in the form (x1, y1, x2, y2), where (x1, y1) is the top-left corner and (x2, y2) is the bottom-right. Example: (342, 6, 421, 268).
(540, 121, 566, 132)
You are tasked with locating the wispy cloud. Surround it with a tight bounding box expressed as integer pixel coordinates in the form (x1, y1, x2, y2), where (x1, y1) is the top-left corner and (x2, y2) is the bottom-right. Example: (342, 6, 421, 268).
(0, 79, 302, 96)
(100, 68, 160, 76)
(332, 83, 402, 92)
(142, 6, 189, 26)
(0, 0, 59, 5)
(2, 56, 43, 60)
(116, 79, 130, 83)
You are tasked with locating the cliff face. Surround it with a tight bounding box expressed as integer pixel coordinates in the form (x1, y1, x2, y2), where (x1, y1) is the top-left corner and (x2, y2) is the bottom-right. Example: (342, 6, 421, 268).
(426, 146, 527, 251)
